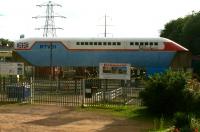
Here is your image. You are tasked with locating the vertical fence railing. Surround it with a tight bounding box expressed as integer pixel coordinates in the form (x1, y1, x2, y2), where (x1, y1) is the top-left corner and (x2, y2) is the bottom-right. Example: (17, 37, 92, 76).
(30, 77, 33, 104)
(0, 76, 31, 103)
(82, 79, 143, 107)
(0, 77, 143, 107)
(30, 79, 83, 106)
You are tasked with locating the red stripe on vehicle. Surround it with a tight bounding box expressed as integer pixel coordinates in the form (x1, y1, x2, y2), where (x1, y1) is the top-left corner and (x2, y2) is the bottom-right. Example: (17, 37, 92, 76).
(164, 42, 188, 51)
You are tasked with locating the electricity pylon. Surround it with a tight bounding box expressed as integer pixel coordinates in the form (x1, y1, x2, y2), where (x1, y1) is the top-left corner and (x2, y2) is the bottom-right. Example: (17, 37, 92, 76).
(98, 14, 113, 38)
(33, 1, 66, 37)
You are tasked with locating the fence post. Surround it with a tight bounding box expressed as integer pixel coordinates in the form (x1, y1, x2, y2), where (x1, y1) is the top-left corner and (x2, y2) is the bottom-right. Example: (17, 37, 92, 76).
(56, 77, 60, 92)
(3, 77, 5, 92)
(75, 79, 77, 94)
(81, 79, 85, 107)
(30, 77, 34, 104)
(123, 80, 127, 105)
(103, 79, 108, 104)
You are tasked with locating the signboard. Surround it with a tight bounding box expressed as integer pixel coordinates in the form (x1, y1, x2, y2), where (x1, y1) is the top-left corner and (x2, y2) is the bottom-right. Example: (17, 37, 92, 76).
(0, 62, 24, 75)
(99, 63, 131, 80)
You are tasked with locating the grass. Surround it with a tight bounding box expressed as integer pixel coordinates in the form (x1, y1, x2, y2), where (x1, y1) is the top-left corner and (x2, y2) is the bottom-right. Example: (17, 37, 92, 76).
(77, 105, 174, 131)
(0, 101, 18, 106)
(78, 105, 155, 120)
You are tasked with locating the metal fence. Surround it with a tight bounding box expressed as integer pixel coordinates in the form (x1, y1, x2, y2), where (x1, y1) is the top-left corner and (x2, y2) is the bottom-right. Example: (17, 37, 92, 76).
(0, 76, 30, 103)
(0, 77, 143, 107)
(32, 79, 82, 106)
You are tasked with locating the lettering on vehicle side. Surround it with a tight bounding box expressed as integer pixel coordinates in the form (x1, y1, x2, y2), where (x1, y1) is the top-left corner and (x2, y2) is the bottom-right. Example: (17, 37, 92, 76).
(16, 42, 29, 49)
(39, 44, 56, 49)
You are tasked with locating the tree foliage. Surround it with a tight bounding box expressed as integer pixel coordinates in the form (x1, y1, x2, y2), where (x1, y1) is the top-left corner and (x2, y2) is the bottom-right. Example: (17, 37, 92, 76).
(182, 12, 200, 55)
(0, 38, 14, 48)
(160, 11, 200, 55)
(160, 18, 186, 46)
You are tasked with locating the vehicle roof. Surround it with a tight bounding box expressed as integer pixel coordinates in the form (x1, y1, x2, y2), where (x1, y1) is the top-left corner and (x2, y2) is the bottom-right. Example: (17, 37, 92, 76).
(15, 37, 172, 42)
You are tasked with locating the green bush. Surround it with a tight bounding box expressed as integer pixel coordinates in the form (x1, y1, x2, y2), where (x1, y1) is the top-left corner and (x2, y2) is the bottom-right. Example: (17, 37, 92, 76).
(173, 112, 191, 129)
(139, 70, 192, 116)
(186, 79, 200, 115)
(191, 117, 200, 130)
(172, 113, 200, 132)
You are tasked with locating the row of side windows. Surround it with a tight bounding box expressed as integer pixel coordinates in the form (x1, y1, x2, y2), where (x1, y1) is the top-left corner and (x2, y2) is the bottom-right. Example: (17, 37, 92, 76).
(130, 42, 158, 46)
(76, 42, 121, 46)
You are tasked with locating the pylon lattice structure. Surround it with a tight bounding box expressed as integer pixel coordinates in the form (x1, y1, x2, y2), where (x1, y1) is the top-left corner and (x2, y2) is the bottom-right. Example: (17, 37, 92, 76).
(33, 1, 66, 37)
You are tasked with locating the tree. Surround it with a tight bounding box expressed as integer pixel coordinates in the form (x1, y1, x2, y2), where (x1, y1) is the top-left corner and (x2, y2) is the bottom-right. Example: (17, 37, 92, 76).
(160, 11, 200, 55)
(160, 18, 186, 46)
(0, 38, 14, 48)
(182, 12, 200, 55)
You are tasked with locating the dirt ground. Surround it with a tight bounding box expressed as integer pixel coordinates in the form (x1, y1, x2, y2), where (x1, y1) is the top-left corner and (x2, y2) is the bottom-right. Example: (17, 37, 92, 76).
(0, 104, 153, 132)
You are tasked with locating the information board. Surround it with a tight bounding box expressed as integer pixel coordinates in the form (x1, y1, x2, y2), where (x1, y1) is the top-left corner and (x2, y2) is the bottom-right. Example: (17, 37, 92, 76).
(0, 62, 24, 75)
(99, 63, 131, 80)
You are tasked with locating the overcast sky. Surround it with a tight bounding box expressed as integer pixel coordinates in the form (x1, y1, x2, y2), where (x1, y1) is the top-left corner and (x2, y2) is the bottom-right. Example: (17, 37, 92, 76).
(0, 0, 200, 41)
